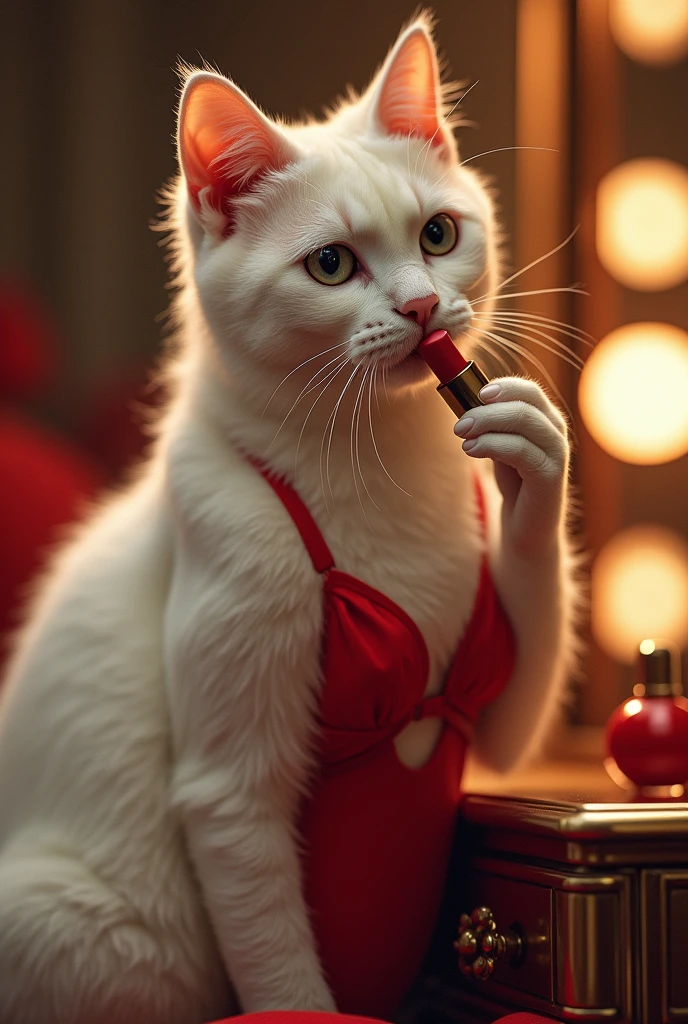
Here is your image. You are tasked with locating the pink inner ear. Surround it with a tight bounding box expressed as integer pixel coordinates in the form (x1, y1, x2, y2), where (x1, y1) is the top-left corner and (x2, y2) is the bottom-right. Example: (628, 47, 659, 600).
(180, 77, 289, 215)
(181, 82, 231, 207)
(375, 30, 442, 143)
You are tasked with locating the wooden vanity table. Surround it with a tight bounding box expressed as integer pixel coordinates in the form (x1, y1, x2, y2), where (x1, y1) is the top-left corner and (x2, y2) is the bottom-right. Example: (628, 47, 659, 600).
(406, 760, 688, 1024)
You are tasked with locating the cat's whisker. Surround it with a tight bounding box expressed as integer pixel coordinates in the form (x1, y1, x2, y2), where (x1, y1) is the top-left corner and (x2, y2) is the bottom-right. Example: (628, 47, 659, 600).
(262, 341, 349, 415)
(294, 360, 350, 484)
(317, 363, 362, 513)
(469, 338, 517, 378)
(368, 366, 413, 498)
(353, 367, 380, 519)
(318, 372, 349, 516)
(472, 315, 586, 371)
(301, 356, 354, 399)
(300, 354, 353, 398)
(479, 318, 590, 366)
(267, 352, 350, 452)
(323, 363, 361, 504)
(478, 319, 587, 368)
(461, 145, 557, 167)
(467, 326, 572, 419)
(416, 80, 480, 179)
(471, 228, 580, 304)
(372, 362, 384, 421)
(477, 309, 595, 347)
(476, 321, 585, 372)
(472, 285, 589, 305)
(348, 367, 376, 525)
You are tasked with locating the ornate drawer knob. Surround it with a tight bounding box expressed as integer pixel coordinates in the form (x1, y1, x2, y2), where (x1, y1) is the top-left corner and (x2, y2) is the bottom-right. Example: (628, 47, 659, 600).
(454, 907, 523, 981)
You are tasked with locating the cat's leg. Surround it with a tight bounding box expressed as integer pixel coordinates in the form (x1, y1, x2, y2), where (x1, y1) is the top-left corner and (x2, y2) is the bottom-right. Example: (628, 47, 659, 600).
(459, 378, 581, 770)
(164, 453, 336, 1013)
(0, 481, 231, 1023)
(0, 844, 232, 1024)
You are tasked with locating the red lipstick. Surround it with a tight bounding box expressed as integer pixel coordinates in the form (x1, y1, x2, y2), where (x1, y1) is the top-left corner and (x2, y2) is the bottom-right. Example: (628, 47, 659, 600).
(417, 330, 491, 419)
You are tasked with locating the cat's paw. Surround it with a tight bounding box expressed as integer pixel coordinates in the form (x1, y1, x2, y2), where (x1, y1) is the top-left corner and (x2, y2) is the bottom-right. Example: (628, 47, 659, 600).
(242, 968, 338, 1014)
(453, 376, 569, 559)
(248, 990, 338, 1013)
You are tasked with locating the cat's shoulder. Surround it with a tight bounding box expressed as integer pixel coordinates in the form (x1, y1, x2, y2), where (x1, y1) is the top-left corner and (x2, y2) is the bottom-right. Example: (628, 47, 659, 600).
(164, 414, 320, 588)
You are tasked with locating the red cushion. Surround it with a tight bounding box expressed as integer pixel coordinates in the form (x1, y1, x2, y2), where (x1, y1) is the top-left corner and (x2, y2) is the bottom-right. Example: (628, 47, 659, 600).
(208, 1013, 559, 1024)
(491, 1015, 559, 1023)
(208, 1016, 383, 1024)
(0, 411, 102, 664)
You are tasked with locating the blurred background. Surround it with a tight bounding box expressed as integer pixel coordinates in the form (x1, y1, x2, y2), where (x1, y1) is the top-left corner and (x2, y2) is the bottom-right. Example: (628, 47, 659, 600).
(1, 0, 687, 750)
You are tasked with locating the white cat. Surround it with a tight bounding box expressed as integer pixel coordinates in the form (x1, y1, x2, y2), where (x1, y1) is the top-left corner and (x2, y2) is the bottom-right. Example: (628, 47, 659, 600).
(0, 16, 579, 1024)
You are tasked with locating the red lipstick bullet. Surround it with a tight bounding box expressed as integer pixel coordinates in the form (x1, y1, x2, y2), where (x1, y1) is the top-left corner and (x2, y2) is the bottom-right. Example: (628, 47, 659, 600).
(417, 330, 491, 419)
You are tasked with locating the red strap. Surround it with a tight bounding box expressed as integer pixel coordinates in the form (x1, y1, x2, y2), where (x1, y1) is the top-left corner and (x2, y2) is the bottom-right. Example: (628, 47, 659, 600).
(249, 457, 484, 573)
(248, 457, 335, 574)
(413, 694, 476, 737)
(474, 475, 486, 531)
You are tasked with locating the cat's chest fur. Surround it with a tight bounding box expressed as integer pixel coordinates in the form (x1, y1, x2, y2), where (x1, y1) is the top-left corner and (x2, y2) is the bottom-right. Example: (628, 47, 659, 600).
(167, 394, 487, 775)
(168, 404, 485, 697)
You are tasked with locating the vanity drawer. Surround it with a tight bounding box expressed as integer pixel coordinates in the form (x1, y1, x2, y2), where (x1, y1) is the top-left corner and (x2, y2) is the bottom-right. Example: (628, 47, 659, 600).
(457, 866, 553, 1002)
(641, 870, 688, 1024)
(408, 792, 688, 1024)
(435, 856, 633, 1022)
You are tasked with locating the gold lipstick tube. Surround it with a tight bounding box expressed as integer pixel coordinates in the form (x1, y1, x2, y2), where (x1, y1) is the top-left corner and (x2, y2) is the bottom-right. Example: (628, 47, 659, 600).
(437, 361, 491, 419)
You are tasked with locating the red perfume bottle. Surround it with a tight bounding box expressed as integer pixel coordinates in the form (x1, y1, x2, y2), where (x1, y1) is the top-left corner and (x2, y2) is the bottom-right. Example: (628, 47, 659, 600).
(605, 639, 688, 790)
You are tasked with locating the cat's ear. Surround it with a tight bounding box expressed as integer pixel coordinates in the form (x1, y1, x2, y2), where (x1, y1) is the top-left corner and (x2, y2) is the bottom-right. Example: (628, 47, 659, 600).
(366, 20, 456, 158)
(178, 71, 299, 232)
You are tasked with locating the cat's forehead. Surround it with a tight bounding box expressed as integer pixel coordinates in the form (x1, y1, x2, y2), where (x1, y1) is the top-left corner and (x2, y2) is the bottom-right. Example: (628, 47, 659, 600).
(274, 136, 486, 243)
(321, 150, 422, 232)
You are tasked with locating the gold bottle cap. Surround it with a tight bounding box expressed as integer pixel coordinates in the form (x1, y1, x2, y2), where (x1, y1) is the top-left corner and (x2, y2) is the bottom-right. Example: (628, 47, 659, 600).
(634, 638, 683, 697)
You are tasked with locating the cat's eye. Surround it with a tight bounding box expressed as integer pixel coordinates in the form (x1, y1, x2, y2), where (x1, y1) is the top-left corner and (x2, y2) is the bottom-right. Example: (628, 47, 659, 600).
(420, 214, 459, 256)
(305, 245, 357, 286)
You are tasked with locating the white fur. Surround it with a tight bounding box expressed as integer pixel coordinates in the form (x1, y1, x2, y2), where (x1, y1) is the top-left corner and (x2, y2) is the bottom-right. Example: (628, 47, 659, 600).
(0, 18, 580, 1023)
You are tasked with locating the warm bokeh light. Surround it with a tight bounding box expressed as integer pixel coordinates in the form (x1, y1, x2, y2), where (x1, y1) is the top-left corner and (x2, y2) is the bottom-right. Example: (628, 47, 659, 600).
(609, 0, 688, 64)
(592, 525, 688, 663)
(639, 638, 656, 656)
(596, 160, 688, 290)
(579, 322, 688, 464)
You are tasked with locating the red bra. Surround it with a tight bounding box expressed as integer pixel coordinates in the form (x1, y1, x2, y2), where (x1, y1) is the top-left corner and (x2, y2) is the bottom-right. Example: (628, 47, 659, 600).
(251, 460, 513, 768)
(250, 459, 516, 1019)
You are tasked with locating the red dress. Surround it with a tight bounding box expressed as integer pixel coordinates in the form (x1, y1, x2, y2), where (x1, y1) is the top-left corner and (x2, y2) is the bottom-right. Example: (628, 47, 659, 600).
(252, 463, 516, 1020)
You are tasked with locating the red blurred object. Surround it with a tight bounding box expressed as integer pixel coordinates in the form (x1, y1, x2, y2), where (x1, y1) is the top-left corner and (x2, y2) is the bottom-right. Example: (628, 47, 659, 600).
(79, 372, 163, 482)
(0, 412, 103, 651)
(207, 1012, 559, 1024)
(0, 280, 56, 402)
(0, 281, 103, 668)
(605, 639, 688, 787)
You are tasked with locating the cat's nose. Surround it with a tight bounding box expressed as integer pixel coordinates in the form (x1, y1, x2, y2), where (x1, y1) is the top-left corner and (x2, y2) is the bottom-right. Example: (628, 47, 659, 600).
(395, 293, 439, 331)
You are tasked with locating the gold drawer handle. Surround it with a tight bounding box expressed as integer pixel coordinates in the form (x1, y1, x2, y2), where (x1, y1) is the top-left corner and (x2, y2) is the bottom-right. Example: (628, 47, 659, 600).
(454, 906, 523, 981)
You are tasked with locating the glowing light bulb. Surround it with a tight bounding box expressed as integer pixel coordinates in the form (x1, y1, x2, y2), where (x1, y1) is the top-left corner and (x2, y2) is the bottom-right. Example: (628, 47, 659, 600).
(597, 160, 688, 291)
(578, 322, 688, 464)
(609, 0, 688, 65)
(592, 525, 688, 664)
